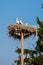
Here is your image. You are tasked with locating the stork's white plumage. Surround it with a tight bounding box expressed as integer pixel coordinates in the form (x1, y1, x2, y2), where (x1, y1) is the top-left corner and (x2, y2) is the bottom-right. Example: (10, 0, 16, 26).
(19, 19, 23, 24)
(16, 18, 19, 24)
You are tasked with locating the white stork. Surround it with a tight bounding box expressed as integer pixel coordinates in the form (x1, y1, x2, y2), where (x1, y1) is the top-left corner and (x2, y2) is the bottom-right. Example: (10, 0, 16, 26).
(19, 18, 23, 24)
(16, 18, 19, 24)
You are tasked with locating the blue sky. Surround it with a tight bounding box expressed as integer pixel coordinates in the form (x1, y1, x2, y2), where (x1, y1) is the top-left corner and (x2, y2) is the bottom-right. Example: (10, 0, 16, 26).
(0, 0, 43, 65)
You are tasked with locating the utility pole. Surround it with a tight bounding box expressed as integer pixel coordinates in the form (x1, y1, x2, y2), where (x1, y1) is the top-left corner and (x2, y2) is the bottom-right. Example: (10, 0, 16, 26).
(21, 32, 24, 65)
(8, 18, 38, 65)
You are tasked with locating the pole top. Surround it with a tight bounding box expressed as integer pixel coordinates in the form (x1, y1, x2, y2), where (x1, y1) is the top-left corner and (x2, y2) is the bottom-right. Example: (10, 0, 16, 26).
(8, 23, 38, 38)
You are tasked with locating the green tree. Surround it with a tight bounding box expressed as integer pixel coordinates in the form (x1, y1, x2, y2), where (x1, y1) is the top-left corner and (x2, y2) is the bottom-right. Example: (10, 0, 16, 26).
(36, 17, 43, 54)
(32, 17, 43, 65)
(14, 47, 38, 65)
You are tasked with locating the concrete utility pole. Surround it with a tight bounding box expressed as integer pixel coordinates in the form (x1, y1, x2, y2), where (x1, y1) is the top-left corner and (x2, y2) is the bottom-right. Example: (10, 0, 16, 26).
(8, 18, 38, 65)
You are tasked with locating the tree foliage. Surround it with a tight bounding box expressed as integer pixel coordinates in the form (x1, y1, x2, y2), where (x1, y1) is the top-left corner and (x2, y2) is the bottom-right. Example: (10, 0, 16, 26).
(32, 17, 43, 65)
(36, 17, 43, 53)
